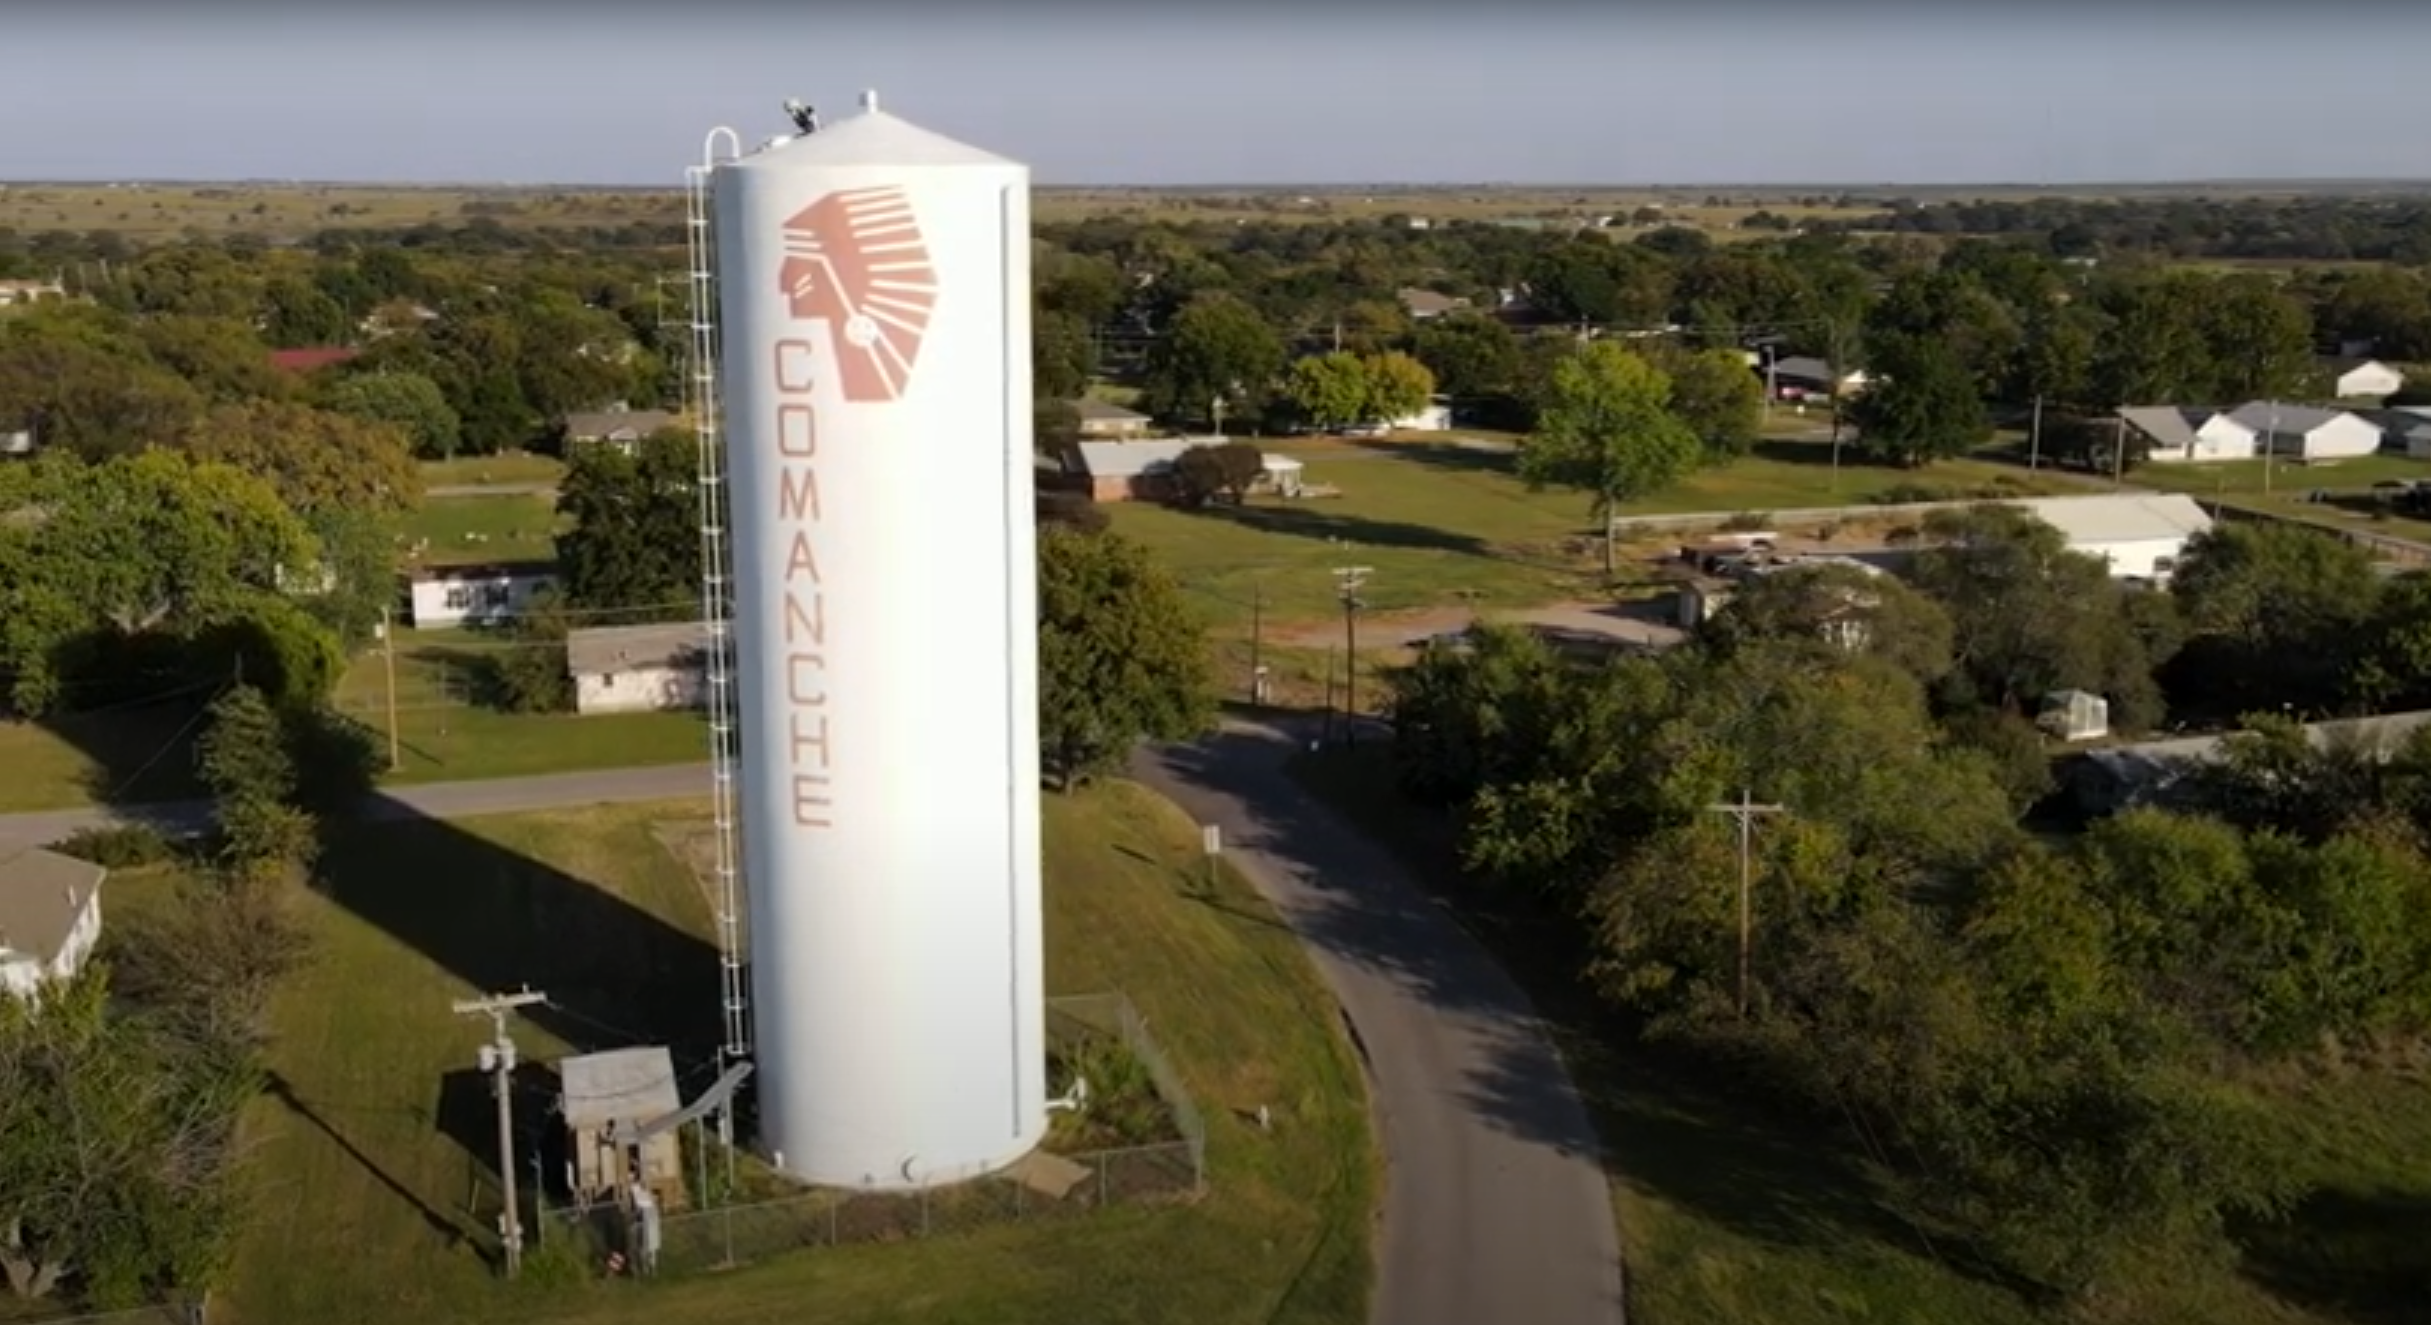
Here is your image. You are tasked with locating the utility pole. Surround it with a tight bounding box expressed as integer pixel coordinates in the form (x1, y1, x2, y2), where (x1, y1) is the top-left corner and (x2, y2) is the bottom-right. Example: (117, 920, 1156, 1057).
(454, 988, 547, 1278)
(378, 607, 400, 772)
(1333, 566, 1371, 748)
(2264, 398, 2279, 497)
(1212, 396, 1226, 438)
(2027, 394, 2044, 471)
(2111, 412, 2129, 490)
(1332, 317, 1343, 353)
(1706, 792, 1786, 1018)
(1248, 581, 1268, 707)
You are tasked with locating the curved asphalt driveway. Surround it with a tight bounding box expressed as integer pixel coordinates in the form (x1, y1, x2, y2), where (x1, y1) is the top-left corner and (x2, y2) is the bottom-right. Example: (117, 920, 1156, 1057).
(1132, 718, 1625, 1325)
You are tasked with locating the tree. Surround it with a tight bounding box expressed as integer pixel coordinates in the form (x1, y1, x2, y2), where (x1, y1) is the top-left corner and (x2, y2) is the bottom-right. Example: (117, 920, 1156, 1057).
(2168, 522, 2382, 717)
(1638, 343, 1763, 461)
(195, 685, 317, 873)
(176, 400, 421, 518)
(1172, 441, 1266, 507)
(1035, 525, 1214, 787)
(1516, 341, 1701, 577)
(1699, 562, 1955, 687)
(1286, 351, 1370, 432)
(319, 371, 461, 461)
(1909, 504, 2174, 728)
(1847, 335, 1990, 467)
(131, 316, 288, 405)
(1033, 308, 1095, 402)
(0, 451, 319, 716)
(1142, 291, 1284, 425)
(1410, 311, 1520, 398)
(487, 589, 575, 714)
(1360, 350, 1436, 426)
(2202, 275, 2316, 401)
(0, 316, 204, 461)
(554, 430, 702, 617)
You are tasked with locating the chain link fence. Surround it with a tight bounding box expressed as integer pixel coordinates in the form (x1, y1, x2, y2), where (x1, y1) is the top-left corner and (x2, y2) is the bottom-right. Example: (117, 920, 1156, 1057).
(535, 992, 1204, 1279)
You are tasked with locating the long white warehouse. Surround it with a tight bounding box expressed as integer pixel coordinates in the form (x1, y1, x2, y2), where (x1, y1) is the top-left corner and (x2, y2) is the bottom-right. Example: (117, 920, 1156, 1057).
(709, 94, 1046, 1189)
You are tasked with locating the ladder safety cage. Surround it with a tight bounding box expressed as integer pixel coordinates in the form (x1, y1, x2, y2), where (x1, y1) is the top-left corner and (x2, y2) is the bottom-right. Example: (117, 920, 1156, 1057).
(686, 128, 750, 1067)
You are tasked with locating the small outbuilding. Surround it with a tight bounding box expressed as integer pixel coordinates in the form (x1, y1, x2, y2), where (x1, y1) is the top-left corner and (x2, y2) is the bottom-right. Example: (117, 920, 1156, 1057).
(2038, 689, 2111, 742)
(560, 1046, 686, 1211)
(566, 621, 711, 715)
(0, 847, 106, 1002)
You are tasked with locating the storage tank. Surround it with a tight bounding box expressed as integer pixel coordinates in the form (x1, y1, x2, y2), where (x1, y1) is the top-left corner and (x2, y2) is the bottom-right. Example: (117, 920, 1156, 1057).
(709, 92, 1044, 1189)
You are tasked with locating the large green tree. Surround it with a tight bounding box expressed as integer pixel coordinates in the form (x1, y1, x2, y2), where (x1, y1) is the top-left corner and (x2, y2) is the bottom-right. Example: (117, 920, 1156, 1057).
(1142, 291, 1285, 426)
(1847, 334, 1990, 467)
(318, 371, 462, 461)
(1035, 525, 1214, 787)
(1517, 340, 1701, 576)
(553, 430, 702, 618)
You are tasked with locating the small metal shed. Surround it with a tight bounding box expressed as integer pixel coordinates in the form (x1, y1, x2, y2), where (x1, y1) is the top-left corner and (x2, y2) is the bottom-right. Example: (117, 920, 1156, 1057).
(2038, 689, 2111, 743)
(559, 1046, 685, 1209)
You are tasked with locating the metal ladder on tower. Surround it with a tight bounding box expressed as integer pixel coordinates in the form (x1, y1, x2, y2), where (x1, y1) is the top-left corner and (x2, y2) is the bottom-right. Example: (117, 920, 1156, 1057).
(686, 132, 750, 1068)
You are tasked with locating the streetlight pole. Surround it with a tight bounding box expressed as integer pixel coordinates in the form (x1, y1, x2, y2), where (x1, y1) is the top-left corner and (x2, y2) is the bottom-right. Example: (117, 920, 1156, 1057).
(1333, 566, 1370, 747)
(2028, 394, 2044, 472)
(453, 988, 547, 1278)
(2264, 399, 2279, 497)
(378, 607, 400, 772)
(1706, 792, 1786, 1018)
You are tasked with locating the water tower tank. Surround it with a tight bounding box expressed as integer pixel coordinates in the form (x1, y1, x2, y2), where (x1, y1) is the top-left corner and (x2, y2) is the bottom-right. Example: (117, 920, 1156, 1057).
(709, 97, 1045, 1189)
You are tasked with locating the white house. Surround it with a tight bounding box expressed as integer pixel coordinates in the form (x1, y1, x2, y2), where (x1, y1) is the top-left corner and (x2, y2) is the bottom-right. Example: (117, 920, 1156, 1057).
(1072, 399, 1153, 440)
(1387, 396, 1455, 431)
(405, 562, 558, 629)
(2227, 402, 2383, 461)
(0, 847, 105, 1002)
(2326, 358, 2406, 400)
(2118, 406, 2260, 464)
(2371, 407, 2431, 458)
(566, 621, 710, 715)
(2010, 493, 2215, 581)
(1766, 356, 1869, 400)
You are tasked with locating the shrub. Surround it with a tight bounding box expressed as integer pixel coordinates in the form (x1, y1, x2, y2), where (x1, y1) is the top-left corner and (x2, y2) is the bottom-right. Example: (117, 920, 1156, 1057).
(49, 824, 177, 870)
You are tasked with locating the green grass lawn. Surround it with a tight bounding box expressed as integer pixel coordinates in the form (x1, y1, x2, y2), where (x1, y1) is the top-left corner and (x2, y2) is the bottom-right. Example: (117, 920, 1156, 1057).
(1289, 740, 2431, 1325)
(1126, 437, 2077, 632)
(199, 782, 1372, 1325)
(422, 452, 569, 489)
(400, 493, 564, 568)
(0, 634, 708, 813)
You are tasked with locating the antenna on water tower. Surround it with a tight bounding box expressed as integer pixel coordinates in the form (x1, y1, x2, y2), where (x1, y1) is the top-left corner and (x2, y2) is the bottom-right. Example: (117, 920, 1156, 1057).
(860, 88, 880, 113)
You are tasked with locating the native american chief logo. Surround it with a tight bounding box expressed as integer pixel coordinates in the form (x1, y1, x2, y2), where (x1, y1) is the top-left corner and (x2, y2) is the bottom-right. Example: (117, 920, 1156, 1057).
(776, 187, 940, 403)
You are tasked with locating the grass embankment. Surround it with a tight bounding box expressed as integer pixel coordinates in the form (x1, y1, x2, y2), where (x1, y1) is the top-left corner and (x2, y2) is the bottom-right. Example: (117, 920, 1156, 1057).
(190, 782, 1371, 1325)
(1291, 740, 2431, 1325)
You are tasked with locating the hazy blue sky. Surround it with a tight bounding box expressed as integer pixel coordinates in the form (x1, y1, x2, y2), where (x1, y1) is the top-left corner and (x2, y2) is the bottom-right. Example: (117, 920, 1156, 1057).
(6, 4, 2427, 187)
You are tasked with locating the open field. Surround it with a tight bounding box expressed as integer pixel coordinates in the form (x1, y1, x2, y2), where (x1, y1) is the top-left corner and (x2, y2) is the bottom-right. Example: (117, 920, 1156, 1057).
(0, 632, 707, 813)
(0, 184, 684, 242)
(401, 492, 565, 568)
(1291, 740, 2431, 1325)
(195, 782, 1371, 1324)
(422, 452, 569, 489)
(1118, 435, 2076, 631)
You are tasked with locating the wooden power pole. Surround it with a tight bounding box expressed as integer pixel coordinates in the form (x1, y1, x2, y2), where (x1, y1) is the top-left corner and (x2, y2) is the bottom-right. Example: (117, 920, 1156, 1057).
(378, 607, 401, 772)
(1706, 791, 1786, 1017)
(1333, 566, 1370, 747)
(453, 988, 547, 1278)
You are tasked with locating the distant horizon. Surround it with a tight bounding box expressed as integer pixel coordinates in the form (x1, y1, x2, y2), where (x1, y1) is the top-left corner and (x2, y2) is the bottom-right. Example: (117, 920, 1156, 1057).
(10, 176, 2431, 196)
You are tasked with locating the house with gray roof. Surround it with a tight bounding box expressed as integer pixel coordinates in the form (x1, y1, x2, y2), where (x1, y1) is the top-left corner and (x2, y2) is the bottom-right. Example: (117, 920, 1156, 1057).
(2118, 405, 2260, 464)
(1072, 438, 1201, 502)
(2226, 402, 2383, 461)
(2368, 406, 2431, 458)
(566, 621, 712, 715)
(0, 846, 105, 1001)
(561, 408, 679, 451)
(1072, 398, 1153, 440)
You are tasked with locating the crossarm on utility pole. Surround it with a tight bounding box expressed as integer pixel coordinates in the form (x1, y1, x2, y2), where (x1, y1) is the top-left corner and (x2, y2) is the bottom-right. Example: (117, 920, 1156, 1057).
(1705, 792, 1787, 1018)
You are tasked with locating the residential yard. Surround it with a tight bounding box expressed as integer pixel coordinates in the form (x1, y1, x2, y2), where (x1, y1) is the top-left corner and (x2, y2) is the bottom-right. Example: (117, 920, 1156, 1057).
(1290, 741, 2431, 1325)
(198, 782, 1372, 1325)
(422, 452, 568, 489)
(400, 492, 564, 568)
(1122, 435, 2076, 632)
(0, 633, 705, 813)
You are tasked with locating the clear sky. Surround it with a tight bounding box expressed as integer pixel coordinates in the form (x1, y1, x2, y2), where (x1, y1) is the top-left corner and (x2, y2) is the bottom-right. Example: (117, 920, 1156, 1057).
(6, 2, 2428, 188)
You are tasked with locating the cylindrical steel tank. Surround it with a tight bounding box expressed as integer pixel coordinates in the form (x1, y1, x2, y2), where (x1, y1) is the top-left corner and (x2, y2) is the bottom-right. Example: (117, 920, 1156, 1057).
(710, 97, 1044, 1189)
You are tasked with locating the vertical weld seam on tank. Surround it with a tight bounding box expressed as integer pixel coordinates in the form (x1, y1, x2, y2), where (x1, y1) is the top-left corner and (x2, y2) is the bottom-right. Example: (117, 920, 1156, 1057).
(1000, 181, 1025, 1141)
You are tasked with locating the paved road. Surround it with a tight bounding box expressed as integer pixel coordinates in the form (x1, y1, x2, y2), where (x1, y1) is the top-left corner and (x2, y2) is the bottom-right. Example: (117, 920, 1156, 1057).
(1133, 718, 1625, 1325)
(0, 762, 714, 850)
(424, 482, 559, 499)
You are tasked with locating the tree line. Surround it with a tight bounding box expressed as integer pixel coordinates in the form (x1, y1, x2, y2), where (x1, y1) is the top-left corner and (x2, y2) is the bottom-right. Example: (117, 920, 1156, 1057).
(1381, 512, 2431, 1300)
